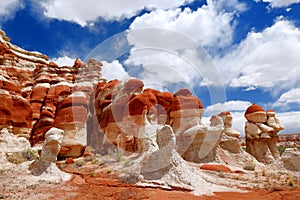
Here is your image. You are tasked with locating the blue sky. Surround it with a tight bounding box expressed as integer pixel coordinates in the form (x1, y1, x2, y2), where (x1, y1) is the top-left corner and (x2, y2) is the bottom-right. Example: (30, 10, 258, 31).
(1, 0, 300, 134)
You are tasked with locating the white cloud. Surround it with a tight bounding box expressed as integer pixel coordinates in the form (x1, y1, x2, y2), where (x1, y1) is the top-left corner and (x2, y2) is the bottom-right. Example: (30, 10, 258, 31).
(277, 111, 300, 134)
(101, 60, 130, 81)
(0, 0, 23, 22)
(216, 20, 300, 92)
(130, 0, 246, 49)
(122, 0, 247, 93)
(123, 28, 226, 97)
(273, 88, 300, 108)
(52, 56, 75, 66)
(36, 0, 193, 26)
(258, 0, 300, 8)
(205, 100, 252, 114)
(278, 88, 300, 104)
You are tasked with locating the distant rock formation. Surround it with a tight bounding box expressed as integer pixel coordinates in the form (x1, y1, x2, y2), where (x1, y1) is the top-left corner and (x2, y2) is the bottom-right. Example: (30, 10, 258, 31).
(278, 133, 300, 147)
(244, 104, 284, 164)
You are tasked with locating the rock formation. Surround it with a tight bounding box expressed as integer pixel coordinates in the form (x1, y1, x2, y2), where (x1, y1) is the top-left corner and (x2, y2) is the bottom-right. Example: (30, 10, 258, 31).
(0, 128, 31, 166)
(0, 30, 102, 158)
(244, 104, 284, 164)
(280, 148, 300, 171)
(95, 81, 224, 163)
(29, 127, 64, 175)
(218, 111, 241, 154)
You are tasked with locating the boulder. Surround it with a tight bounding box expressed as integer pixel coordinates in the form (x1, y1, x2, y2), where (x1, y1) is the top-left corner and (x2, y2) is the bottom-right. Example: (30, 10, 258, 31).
(281, 148, 300, 171)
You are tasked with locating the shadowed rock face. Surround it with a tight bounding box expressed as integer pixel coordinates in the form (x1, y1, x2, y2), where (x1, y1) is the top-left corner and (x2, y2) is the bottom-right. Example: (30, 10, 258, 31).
(244, 104, 284, 164)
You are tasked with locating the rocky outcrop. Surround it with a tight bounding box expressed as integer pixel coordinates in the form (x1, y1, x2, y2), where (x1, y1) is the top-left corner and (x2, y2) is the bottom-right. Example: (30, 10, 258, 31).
(0, 76, 32, 138)
(218, 111, 241, 154)
(170, 90, 224, 163)
(29, 127, 64, 175)
(0, 128, 31, 157)
(0, 30, 103, 158)
(280, 148, 300, 171)
(244, 104, 284, 164)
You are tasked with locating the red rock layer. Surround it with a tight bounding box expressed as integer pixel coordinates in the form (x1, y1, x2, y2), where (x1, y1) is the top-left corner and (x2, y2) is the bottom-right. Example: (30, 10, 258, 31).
(245, 103, 265, 115)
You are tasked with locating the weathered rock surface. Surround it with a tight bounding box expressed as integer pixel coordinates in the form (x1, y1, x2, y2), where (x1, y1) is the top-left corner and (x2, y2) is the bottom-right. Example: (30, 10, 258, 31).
(280, 148, 300, 171)
(244, 104, 284, 164)
(218, 111, 241, 154)
(0, 30, 103, 158)
(29, 127, 64, 175)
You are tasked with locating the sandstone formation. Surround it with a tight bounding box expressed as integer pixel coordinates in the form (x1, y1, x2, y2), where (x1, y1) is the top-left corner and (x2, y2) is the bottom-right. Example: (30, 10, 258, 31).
(123, 115, 236, 195)
(0, 30, 102, 158)
(0, 128, 31, 165)
(244, 104, 284, 164)
(29, 127, 64, 175)
(280, 148, 300, 171)
(218, 111, 241, 154)
(95, 81, 224, 163)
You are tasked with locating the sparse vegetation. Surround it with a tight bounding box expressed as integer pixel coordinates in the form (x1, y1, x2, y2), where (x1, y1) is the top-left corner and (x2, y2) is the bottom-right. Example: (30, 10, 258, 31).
(89, 172, 95, 177)
(91, 159, 98, 165)
(75, 160, 85, 167)
(262, 168, 267, 177)
(278, 146, 300, 155)
(288, 175, 295, 187)
(243, 165, 255, 171)
(115, 151, 123, 162)
(254, 171, 258, 178)
(25, 149, 39, 160)
(123, 159, 132, 167)
(84, 155, 95, 162)
(26, 185, 37, 190)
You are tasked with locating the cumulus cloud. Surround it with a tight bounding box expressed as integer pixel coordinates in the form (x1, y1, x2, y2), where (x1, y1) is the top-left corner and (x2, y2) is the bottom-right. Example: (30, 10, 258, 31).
(273, 88, 300, 109)
(123, 28, 226, 102)
(101, 60, 130, 81)
(216, 19, 300, 92)
(205, 100, 252, 114)
(129, 0, 246, 49)
(277, 88, 300, 104)
(0, 0, 24, 22)
(120, 0, 247, 96)
(52, 56, 75, 66)
(257, 0, 300, 8)
(35, 0, 193, 26)
(277, 111, 300, 133)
